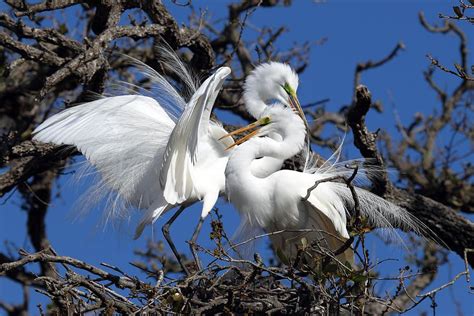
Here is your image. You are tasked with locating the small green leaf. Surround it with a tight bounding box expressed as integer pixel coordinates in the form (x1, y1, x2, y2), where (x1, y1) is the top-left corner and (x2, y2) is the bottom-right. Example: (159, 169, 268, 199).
(352, 274, 368, 283)
(58, 23, 68, 34)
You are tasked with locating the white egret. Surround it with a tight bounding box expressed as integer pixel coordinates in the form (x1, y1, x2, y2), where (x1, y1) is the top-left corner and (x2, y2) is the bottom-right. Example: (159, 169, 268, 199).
(243, 62, 304, 121)
(224, 62, 308, 168)
(32, 54, 303, 272)
(224, 91, 431, 270)
(33, 49, 242, 272)
(224, 105, 353, 266)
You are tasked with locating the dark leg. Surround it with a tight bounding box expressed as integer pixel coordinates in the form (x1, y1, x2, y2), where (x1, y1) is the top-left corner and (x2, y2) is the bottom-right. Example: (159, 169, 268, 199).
(162, 205, 189, 275)
(189, 216, 205, 271)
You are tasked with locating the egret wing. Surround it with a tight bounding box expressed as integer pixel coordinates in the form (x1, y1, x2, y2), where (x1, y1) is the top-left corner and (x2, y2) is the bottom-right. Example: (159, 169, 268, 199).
(299, 183, 354, 264)
(303, 181, 350, 240)
(265, 183, 353, 266)
(160, 67, 231, 204)
(301, 199, 354, 265)
(33, 95, 175, 219)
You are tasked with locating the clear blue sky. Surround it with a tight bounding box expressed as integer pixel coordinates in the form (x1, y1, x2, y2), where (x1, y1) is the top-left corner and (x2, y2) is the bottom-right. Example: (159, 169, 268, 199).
(1, 1, 473, 314)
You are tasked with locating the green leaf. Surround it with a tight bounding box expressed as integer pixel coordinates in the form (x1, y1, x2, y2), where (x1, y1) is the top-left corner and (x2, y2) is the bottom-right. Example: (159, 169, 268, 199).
(351, 274, 368, 283)
(58, 23, 68, 34)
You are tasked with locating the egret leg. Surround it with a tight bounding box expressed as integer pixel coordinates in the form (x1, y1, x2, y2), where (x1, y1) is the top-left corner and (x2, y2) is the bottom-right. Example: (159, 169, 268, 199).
(162, 205, 189, 275)
(189, 216, 205, 271)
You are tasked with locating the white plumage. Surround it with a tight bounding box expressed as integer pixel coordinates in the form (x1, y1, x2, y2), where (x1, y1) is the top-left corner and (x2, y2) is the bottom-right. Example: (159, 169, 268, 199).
(33, 52, 234, 239)
(32, 56, 295, 250)
(225, 105, 353, 265)
(33, 52, 432, 271)
(243, 62, 299, 119)
(34, 95, 173, 219)
(225, 63, 433, 267)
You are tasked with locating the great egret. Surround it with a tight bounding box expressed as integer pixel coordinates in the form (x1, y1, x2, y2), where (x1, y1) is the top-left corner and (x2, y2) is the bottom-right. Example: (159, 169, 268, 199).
(224, 105, 432, 269)
(243, 62, 305, 122)
(224, 62, 308, 166)
(33, 49, 242, 272)
(32, 52, 307, 272)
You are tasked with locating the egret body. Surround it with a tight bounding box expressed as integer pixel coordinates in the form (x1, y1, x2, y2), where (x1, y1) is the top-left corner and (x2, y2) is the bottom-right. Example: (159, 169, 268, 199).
(225, 63, 431, 268)
(225, 105, 353, 266)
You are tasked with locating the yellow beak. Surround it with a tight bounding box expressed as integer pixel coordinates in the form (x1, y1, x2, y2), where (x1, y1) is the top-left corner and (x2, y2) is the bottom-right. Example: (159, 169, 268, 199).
(219, 90, 308, 150)
(220, 116, 271, 150)
(288, 92, 309, 130)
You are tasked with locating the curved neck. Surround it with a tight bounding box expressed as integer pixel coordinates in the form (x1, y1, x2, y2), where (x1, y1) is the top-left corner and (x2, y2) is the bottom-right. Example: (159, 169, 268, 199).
(225, 115, 306, 227)
(226, 123, 305, 180)
(243, 91, 267, 119)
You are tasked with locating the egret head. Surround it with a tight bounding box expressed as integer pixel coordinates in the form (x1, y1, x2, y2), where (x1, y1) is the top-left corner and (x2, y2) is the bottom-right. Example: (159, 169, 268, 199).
(221, 105, 306, 150)
(257, 105, 306, 139)
(244, 62, 300, 119)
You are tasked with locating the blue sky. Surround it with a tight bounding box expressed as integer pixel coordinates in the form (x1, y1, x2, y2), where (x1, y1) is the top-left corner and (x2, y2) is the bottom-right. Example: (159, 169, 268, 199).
(1, 1, 473, 314)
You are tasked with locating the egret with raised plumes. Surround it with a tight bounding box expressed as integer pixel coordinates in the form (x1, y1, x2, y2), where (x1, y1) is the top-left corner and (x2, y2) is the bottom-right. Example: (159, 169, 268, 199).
(223, 64, 433, 268)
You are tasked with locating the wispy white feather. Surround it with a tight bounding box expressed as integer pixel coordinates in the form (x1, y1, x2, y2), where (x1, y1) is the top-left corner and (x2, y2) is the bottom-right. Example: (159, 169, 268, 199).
(33, 95, 174, 226)
(300, 136, 439, 245)
(155, 44, 199, 101)
(33, 46, 231, 236)
(114, 54, 188, 121)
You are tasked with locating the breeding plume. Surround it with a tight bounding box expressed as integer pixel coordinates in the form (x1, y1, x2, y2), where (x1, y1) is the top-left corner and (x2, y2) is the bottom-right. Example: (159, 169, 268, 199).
(33, 48, 242, 274)
(32, 54, 305, 272)
(243, 62, 304, 121)
(225, 70, 432, 268)
(224, 62, 308, 174)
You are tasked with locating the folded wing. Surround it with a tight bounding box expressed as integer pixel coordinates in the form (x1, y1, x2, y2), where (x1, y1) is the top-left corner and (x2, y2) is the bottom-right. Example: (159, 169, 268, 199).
(160, 67, 232, 204)
(301, 184, 354, 265)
